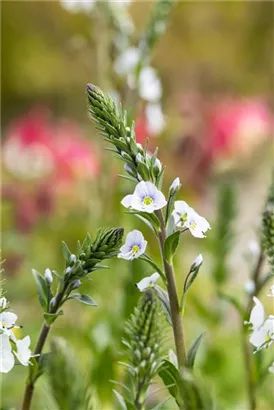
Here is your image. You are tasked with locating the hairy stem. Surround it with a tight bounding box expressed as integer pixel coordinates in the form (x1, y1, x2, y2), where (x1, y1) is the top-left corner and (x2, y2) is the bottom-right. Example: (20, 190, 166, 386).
(155, 210, 186, 369)
(21, 290, 64, 410)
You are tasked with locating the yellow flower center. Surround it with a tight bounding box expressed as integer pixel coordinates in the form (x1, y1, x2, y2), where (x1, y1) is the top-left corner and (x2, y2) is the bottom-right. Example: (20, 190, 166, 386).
(180, 213, 188, 222)
(189, 221, 197, 230)
(143, 196, 153, 206)
(131, 245, 140, 255)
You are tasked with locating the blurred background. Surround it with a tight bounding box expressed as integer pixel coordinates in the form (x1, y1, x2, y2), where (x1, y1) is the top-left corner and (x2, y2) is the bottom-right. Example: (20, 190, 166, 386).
(1, 1, 273, 409)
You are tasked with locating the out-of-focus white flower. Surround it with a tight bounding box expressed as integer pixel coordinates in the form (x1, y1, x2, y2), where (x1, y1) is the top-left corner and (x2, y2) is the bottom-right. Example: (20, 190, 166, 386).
(267, 285, 274, 298)
(118, 230, 147, 260)
(244, 279, 256, 295)
(60, 0, 96, 13)
(145, 103, 166, 136)
(139, 67, 162, 102)
(14, 336, 32, 366)
(114, 47, 140, 76)
(3, 138, 54, 180)
(269, 362, 274, 374)
(121, 181, 167, 213)
(172, 201, 211, 238)
(248, 297, 274, 351)
(0, 297, 7, 310)
(136, 272, 160, 292)
(0, 334, 15, 373)
(247, 240, 260, 257)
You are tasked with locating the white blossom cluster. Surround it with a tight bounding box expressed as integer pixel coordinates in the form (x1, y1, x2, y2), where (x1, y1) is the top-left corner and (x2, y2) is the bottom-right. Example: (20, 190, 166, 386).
(118, 178, 210, 291)
(0, 296, 33, 373)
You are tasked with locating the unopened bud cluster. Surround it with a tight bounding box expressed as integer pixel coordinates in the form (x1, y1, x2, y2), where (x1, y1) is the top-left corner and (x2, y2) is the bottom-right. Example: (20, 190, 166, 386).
(123, 290, 161, 405)
(64, 227, 124, 281)
(87, 84, 163, 184)
(262, 174, 274, 273)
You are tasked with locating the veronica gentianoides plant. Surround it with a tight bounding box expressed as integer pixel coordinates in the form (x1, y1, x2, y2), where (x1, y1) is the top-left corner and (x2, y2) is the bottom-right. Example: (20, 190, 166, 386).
(87, 84, 212, 409)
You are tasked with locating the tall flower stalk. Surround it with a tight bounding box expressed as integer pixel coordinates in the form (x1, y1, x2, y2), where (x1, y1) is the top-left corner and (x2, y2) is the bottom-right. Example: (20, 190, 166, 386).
(21, 227, 123, 410)
(87, 84, 210, 373)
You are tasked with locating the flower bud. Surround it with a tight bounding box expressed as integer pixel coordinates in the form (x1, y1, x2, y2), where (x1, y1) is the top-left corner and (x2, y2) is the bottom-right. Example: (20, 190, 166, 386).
(70, 254, 76, 264)
(190, 254, 203, 271)
(153, 158, 162, 175)
(71, 279, 81, 290)
(136, 153, 143, 163)
(0, 297, 7, 310)
(44, 268, 53, 284)
(169, 177, 181, 195)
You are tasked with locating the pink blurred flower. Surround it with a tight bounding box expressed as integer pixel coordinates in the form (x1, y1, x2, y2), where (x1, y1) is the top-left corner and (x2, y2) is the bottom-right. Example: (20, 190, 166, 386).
(2, 107, 100, 233)
(2, 107, 100, 186)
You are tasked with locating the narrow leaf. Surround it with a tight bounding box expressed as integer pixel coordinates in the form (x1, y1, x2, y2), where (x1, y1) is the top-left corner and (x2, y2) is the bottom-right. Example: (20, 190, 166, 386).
(113, 390, 127, 410)
(32, 269, 48, 311)
(154, 285, 172, 326)
(164, 231, 180, 264)
(67, 293, 97, 306)
(186, 332, 205, 368)
(61, 241, 71, 263)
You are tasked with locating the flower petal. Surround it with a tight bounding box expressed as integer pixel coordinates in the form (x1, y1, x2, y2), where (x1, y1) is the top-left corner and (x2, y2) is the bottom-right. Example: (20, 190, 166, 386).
(121, 194, 133, 208)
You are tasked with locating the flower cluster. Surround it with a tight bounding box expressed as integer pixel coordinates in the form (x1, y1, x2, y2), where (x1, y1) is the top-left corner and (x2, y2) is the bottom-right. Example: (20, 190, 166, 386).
(0, 297, 33, 373)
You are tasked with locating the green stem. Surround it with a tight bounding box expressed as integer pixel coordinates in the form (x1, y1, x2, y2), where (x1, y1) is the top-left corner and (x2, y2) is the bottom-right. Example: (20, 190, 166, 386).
(21, 290, 64, 410)
(155, 210, 186, 370)
(241, 324, 256, 410)
(242, 248, 264, 410)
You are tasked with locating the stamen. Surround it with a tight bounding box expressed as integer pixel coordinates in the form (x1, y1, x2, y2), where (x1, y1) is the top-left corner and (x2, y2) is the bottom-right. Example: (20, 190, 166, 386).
(143, 196, 153, 206)
(131, 245, 140, 255)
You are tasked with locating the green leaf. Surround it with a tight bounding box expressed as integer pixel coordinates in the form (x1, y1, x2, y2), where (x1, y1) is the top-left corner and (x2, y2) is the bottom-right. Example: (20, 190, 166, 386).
(61, 241, 71, 263)
(154, 285, 172, 326)
(158, 359, 184, 408)
(43, 310, 64, 326)
(67, 293, 97, 306)
(113, 390, 127, 410)
(140, 255, 166, 283)
(186, 332, 205, 368)
(164, 231, 180, 263)
(218, 292, 245, 316)
(127, 210, 160, 233)
(32, 269, 48, 311)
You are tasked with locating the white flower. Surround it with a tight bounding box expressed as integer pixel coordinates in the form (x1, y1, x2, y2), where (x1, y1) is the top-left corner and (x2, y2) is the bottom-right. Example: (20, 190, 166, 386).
(244, 279, 256, 295)
(60, 0, 95, 13)
(136, 272, 160, 292)
(0, 312, 18, 337)
(267, 285, 274, 297)
(114, 47, 140, 76)
(0, 334, 15, 373)
(139, 67, 162, 102)
(172, 201, 211, 238)
(14, 336, 32, 366)
(248, 297, 274, 351)
(0, 297, 7, 310)
(145, 103, 165, 135)
(44, 268, 53, 284)
(169, 177, 181, 194)
(121, 181, 167, 213)
(118, 230, 147, 260)
(70, 254, 77, 263)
